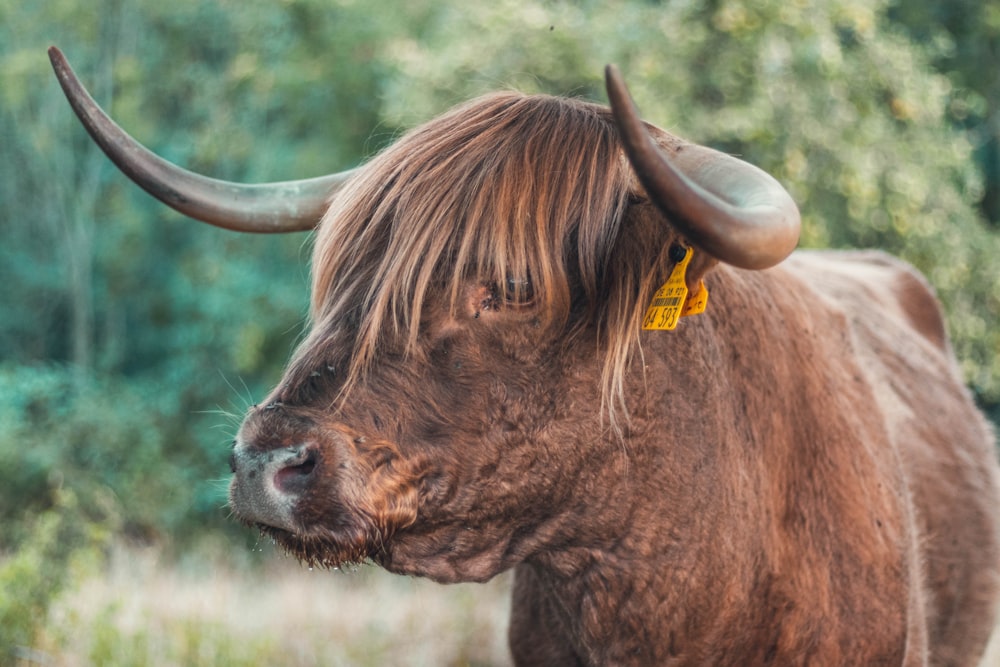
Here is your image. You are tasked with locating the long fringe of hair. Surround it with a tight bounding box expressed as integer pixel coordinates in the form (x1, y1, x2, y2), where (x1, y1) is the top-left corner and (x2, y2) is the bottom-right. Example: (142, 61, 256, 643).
(301, 91, 678, 434)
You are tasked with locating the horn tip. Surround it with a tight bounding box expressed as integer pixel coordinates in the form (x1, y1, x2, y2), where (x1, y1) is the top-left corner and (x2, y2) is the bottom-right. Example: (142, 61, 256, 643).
(48, 46, 71, 79)
(604, 64, 624, 94)
(604, 64, 637, 118)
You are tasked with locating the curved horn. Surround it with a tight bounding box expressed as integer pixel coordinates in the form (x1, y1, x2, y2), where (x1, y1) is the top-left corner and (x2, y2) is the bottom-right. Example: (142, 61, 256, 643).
(48, 46, 354, 233)
(605, 65, 800, 270)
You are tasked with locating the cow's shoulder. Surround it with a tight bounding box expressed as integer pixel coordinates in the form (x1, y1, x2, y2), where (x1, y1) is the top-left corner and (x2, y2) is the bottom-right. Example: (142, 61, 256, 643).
(781, 249, 948, 353)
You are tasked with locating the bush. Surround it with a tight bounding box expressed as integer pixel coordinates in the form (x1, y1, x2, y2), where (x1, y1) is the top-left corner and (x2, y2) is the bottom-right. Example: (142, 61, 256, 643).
(0, 364, 236, 548)
(0, 489, 111, 661)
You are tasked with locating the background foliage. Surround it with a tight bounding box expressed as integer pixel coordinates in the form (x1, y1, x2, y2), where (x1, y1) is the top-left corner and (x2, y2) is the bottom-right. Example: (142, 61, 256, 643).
(1, 0, 998, 661)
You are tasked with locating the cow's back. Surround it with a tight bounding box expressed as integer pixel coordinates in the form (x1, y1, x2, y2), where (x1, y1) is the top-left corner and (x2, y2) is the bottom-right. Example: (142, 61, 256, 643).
(784, 250, 1000, 664)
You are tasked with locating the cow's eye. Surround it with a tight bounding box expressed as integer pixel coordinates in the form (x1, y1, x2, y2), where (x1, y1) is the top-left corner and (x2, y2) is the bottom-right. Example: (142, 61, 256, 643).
(476, 278, 534, 316)
(502, 278, 534, 306)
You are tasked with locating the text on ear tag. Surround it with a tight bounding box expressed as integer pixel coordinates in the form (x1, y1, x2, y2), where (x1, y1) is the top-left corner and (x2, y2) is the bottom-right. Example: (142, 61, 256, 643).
(682, 280, 709, 317)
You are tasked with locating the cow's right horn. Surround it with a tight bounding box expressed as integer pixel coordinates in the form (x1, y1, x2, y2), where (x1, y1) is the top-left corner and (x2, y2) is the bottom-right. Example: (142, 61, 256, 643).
(605, 65, 800, 270)
(49, 46, 353, 233)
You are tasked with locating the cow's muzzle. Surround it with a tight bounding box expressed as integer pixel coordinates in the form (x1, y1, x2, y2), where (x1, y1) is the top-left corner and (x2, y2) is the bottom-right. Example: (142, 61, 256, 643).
(229, 442, 319, 532)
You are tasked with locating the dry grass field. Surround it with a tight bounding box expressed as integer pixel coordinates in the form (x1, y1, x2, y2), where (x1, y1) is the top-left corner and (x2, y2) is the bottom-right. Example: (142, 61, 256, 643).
(34, 545, 512, 667)
(24, 542, 1000, 666)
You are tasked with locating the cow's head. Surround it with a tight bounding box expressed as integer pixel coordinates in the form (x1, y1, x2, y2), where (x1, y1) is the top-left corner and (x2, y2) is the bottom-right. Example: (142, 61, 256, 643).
(50, 48, 798, 582)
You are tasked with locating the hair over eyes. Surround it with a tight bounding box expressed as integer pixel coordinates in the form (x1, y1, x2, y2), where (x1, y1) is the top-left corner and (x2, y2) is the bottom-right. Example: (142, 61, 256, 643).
(301, 91, 680, 434)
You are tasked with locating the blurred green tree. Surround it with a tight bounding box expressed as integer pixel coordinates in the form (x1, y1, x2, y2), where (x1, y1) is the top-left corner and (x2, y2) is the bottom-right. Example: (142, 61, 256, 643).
(0, 0, 406, 547)
(888, 0, 1000, 228)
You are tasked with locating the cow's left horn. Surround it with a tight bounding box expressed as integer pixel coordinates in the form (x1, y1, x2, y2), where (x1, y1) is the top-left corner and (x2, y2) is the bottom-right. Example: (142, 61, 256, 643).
(605, 65, 800, 270)
(49, 47, 353, 233)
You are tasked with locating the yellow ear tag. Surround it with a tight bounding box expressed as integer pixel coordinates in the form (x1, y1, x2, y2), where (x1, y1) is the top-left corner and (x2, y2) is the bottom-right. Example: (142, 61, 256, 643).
(642, 247, 709, 330)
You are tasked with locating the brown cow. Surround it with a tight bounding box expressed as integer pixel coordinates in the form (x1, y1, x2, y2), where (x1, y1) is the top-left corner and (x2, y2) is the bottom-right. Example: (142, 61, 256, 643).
(51, 47, 1000, 665)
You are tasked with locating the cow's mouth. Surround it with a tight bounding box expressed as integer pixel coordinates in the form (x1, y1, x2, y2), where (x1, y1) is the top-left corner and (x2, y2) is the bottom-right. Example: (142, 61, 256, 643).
(256, 520, 378, 570)
(230, 424, 423, 570)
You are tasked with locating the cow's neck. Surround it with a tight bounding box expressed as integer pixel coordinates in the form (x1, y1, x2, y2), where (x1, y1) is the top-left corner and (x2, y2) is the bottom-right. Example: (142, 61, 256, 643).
(509, 265, 912, 665)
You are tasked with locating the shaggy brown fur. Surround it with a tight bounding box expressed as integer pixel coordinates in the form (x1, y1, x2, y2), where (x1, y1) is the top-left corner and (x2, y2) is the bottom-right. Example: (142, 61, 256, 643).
(229, 91, 1000, 665)
(302, 93, 679, 433)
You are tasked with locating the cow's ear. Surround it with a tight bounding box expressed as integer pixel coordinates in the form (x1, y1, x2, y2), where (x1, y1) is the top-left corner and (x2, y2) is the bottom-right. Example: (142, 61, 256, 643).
(617, 194, 720, 293)
(682, 243, 719, 293)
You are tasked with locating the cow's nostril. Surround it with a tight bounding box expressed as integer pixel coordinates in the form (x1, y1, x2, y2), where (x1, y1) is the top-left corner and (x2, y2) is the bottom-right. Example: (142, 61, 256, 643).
(274, 449, 318, 494)
(288, 456, 317, 477)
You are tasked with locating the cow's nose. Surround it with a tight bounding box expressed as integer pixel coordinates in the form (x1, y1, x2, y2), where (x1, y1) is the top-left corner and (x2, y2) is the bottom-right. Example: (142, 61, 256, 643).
(229, 442, 320, 531)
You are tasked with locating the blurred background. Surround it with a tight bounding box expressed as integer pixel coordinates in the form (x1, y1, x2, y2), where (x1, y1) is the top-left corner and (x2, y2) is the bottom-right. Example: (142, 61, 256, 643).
(1, 0, 999, 664)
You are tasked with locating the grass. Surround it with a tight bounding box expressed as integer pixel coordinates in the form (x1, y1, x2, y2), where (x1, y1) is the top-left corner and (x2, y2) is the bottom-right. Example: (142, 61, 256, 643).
(23, 543, 512, 667)
(11, 539, 1000, 666)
